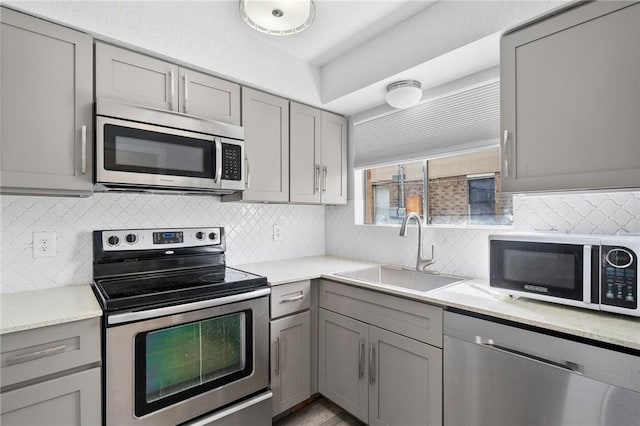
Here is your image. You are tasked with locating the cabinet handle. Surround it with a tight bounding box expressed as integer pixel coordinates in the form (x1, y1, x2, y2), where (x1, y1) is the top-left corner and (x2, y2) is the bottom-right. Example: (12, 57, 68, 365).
(183, 73, 189, 114)
(322, 166, 328, 192)
(214, 139, 223, 183)
(369, 344, 376, 385)
(280, 293, 304, 303)
(169, 69, 175, 110)
(358, 340, 365, 378)
(274, 337, 280, 376)
(502, 130, 510, 178)
(314, 164, 320, 194)
(5, 345, 67, 365)
(245, 156, 250, 189)
(81, 125, 87, 174)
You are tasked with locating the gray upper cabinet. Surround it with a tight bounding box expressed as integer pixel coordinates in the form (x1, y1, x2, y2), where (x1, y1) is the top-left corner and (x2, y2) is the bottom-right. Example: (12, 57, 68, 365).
(501, 2, 640, 193)
(178, 67, 240, 125)
(95, 42, 240, 125)
(320, 111, 348, 205)
(224, 88, 289, 202)
(290, 102, 347, 205)
(95, 42, 177, 111)
(0, 7, 93, 195)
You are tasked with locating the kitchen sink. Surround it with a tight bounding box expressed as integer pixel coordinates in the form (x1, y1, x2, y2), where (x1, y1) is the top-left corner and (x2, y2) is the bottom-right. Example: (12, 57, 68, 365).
(335, 265, 467, 293)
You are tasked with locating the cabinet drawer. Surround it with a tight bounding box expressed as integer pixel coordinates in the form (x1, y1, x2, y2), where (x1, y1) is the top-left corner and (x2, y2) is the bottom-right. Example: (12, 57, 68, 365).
(319, 280, 443, 347)
(270, 280, 311, 319)
(1, 318, 100, 388)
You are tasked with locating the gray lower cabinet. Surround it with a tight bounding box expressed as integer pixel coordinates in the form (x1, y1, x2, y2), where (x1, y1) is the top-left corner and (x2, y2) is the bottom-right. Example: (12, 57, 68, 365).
(0, 317, 101, 426)
(270, 281, 312, 417)
(271, 311, 311, 416)
(224, 88, 289, 202)
(95, 42, 240, 125)
(0, 7, 93, 195)
(1, 367, 101, 426)
(290, 103, 347, 205)
(500, 1, 640, 193)
(318, 280, 443, 426)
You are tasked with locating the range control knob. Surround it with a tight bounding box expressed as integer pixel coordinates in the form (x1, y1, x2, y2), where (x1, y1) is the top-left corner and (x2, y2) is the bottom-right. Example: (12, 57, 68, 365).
(125, 233, 137, 244)
(209, 232, 218, 240)
(195, 231, 206, 240)
(107, 235, 120, 247)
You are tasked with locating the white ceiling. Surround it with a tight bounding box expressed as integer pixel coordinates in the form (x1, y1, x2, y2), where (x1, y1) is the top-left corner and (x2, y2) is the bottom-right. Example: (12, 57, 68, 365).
(8, 0, 567, 116)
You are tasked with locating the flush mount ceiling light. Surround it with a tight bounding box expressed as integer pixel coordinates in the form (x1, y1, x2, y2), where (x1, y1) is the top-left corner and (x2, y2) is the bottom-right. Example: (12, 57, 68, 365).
(240, 0, 316, 36)
(386, 80, 422, 109)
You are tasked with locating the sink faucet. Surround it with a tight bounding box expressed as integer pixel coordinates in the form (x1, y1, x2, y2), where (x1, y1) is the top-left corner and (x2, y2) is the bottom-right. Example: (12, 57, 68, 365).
(399, 212, 434, 271)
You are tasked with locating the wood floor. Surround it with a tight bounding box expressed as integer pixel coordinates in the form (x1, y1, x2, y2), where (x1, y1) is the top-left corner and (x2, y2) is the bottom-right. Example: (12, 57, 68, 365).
(273, 397, 364, 426)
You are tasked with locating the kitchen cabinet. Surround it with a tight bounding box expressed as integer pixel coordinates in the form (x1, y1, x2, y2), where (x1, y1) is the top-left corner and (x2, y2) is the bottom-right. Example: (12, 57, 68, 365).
(318, 280, 442, 426)
(270, 281, 312, 416)
(224, 88, 289, 203)
(95, 42, 240, 125)
(500, 1, 640, 193)
(0, 7, 93, 196)
(290, 103, 347, 205)
(0, 318, 101, 425)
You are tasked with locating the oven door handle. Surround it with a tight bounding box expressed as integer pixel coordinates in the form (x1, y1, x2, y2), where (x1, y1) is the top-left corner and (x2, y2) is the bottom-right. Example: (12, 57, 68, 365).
(107, 287, 271, 325)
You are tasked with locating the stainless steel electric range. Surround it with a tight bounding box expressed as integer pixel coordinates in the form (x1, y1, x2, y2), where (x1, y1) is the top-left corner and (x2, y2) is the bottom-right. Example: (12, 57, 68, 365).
(91, 227, 272, 426)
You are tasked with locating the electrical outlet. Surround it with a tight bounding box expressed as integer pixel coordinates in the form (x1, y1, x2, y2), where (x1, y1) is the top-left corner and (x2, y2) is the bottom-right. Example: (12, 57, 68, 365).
(33, 232, 56, 258)
(273, 224, 283, 241)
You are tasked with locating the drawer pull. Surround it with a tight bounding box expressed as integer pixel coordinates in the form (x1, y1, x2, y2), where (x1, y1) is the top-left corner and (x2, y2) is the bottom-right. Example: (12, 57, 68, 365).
(280, 293, 304, 303)
(5, 344, 67, 365)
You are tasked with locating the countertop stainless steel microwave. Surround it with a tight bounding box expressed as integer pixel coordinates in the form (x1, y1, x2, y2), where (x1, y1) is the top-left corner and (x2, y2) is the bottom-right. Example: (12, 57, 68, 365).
(95, 98, 244, 194)
(490, 232, 639, 317)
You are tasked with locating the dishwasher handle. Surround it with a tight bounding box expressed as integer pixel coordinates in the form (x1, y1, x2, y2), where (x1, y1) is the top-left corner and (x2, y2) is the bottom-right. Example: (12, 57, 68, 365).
(476, 336, 583, 374)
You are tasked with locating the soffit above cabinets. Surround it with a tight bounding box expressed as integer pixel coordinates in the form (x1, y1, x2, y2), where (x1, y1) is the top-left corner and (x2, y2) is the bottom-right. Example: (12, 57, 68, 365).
(7, 0, 568, 116)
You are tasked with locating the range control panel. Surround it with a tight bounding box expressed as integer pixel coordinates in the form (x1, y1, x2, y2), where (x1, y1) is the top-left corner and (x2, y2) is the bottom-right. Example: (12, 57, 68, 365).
(101, 227, 223, 251)
(601, 245, 637, 309)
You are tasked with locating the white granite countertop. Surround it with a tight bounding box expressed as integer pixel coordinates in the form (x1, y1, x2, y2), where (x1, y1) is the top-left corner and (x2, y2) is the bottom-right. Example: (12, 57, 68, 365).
(238, 255, 640, 351)
(234, 256, 379, 285)
(0, 284, 102, 334)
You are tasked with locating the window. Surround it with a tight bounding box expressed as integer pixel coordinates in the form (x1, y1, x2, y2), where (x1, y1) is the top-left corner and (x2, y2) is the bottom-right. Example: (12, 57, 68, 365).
(360, 148, 513, 226)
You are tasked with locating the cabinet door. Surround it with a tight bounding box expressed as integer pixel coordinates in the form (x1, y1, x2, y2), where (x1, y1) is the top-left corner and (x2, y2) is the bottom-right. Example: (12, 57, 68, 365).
(1, 367, 101, 426)
(0, 8, 93, 195)
(95, 42, 178, 111)
(369, 326, 442, 426)
(501, 2, 640, 193)
(238, 88, 289, 202)
(179, 68, 240, 125)
(290, 102, 322, 204)
(318, 308, 368, 423)
(270, 312, 311, 416)
(320, 112, 348, 205)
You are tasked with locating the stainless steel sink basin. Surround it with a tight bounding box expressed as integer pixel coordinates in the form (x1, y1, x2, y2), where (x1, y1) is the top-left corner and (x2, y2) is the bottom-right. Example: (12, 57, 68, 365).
(336, 265, 466, 293)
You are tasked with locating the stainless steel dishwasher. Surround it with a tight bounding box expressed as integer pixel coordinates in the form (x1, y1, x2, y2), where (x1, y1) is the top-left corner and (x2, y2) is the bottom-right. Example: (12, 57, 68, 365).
(444, 311, 640, 426)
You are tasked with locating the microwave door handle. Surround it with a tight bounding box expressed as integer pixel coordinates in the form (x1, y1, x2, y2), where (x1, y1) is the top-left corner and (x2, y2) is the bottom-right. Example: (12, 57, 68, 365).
(214, 139, 223, 184)
(583, 245, 592, 303)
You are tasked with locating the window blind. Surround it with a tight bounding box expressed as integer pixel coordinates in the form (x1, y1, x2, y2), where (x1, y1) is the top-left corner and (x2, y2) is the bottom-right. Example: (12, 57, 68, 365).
(353, 80, 500, 169)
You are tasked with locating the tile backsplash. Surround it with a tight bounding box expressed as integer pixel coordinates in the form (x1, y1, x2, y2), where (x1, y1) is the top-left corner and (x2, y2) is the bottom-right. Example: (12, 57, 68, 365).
(2, 191, 638, 293)
(0, 193, 325, 293)
(326, 191, 640, 279)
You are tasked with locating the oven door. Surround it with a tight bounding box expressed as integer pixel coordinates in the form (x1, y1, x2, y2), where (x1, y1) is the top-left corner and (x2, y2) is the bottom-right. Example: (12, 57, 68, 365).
(96, 116, 219, 191)
(105, 289, 269, 426)
(489, 237, 600, 308)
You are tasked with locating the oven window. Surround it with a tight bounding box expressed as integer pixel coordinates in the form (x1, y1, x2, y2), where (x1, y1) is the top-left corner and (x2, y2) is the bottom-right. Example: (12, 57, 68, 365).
(134, 311, 253, 416)
(104, 124, 213, 178)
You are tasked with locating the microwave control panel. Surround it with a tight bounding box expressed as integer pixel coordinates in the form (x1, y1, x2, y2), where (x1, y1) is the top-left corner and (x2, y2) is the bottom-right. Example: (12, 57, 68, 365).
(221, 143, 242, 181)
(601, 246, 637, 309)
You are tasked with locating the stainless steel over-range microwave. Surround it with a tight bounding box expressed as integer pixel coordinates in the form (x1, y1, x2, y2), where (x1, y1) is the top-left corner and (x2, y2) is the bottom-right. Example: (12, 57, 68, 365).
(95, 98, 245, 193)
(490, 232, 639, 317)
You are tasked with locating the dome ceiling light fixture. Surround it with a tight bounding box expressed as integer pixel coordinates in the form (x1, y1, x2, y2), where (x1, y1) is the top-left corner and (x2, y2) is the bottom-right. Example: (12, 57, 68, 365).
(385, 80, 423, 109)
(239, 0, 316, 36)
